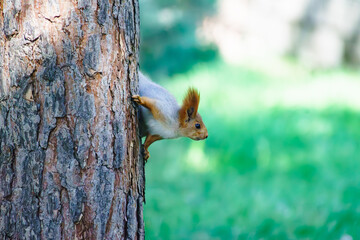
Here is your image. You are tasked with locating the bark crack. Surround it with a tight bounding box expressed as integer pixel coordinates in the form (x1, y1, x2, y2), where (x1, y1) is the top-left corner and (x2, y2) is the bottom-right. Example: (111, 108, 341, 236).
(1, 0, 143, 238)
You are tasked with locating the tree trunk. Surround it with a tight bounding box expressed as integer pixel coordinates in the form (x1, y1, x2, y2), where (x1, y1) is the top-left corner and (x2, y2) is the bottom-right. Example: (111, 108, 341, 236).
(0, 0, 144, 239)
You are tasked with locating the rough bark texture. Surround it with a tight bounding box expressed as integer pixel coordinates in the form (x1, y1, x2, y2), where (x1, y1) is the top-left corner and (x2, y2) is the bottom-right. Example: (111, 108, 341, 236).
(0, 0, 144, 239)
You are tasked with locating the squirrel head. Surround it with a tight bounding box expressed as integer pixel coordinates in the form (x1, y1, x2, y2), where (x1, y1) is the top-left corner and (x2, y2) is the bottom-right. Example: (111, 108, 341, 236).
(178, 88, 208, 140)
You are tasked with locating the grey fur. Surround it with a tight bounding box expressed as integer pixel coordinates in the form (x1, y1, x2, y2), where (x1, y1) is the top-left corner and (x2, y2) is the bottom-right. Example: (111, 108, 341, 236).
(138, 72, 180, 138)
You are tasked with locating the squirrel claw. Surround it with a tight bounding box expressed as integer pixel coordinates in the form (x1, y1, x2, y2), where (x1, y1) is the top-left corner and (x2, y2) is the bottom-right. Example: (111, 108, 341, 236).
(132, 95, 142, 104)
(143, 149, 150, 161)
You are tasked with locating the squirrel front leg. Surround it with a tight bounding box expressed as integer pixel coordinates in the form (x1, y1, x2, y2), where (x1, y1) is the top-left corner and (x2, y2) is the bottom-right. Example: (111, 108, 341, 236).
(132, 95, 164, 160)
(132, 95, 165, 122)
(143, 134, 163, 160)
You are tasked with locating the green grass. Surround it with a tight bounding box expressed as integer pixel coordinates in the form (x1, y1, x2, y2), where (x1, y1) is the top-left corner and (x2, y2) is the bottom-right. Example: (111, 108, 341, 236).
(143, 60, 360, 239)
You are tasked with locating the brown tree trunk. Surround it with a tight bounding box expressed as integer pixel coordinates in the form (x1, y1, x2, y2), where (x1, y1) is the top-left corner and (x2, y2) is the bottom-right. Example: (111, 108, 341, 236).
(0, 0, 144, 239)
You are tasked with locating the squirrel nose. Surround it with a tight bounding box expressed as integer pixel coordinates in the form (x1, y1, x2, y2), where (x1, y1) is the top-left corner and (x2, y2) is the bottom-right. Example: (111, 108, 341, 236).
(205, 134, 208, 139)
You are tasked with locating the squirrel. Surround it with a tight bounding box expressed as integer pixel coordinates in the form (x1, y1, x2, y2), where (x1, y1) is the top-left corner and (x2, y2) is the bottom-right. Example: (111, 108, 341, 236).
(132, 72, 208, 161)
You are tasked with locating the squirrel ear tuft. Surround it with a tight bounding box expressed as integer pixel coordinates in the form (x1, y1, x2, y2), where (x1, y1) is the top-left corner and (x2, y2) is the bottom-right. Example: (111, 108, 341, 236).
(179, 87, 200, 124)
(187, 107, 195, 119)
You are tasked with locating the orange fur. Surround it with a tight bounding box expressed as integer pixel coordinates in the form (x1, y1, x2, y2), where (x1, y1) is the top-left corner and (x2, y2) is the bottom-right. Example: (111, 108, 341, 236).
(179, 87, 200, 126)
(133, 95, 166, 123)
(143, 134, 163, 160)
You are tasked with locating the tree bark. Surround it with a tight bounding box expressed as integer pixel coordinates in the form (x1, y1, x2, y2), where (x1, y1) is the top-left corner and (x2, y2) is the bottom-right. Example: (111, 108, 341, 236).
(0, 0, 144, 239)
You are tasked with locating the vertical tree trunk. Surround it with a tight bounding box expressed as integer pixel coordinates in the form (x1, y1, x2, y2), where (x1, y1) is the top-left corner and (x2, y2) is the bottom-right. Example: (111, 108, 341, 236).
(0, 0, 144, 239)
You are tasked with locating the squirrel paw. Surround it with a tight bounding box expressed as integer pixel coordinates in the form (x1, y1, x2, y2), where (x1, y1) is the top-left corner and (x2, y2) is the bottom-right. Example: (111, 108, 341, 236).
(143, 149, 150, 161)
(132, 95, 143, 104)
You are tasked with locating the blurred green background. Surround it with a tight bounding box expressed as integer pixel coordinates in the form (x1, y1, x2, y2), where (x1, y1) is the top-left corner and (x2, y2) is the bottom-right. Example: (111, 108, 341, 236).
(139, 0, 360, 239)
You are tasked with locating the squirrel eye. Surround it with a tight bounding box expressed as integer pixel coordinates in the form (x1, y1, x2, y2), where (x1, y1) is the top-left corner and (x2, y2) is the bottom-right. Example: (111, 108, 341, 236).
(195, 123, 201, 129)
